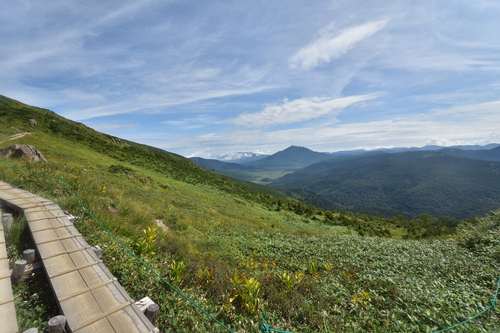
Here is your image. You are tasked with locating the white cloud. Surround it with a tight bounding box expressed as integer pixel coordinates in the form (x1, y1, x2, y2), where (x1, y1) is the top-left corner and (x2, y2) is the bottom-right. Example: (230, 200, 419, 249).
(433, 99, 500, 117)
(290, 19, 389, 70)
(66, 84, 275, 121)
(92, 123, 136, 131)
(233, 93, 380, 127)
(155, 99, 500, 156)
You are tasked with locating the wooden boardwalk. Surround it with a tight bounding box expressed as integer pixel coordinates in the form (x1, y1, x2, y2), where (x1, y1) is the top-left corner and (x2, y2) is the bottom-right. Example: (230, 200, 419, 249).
(0, 181, 157, 333)
(0, 209, 19, 333)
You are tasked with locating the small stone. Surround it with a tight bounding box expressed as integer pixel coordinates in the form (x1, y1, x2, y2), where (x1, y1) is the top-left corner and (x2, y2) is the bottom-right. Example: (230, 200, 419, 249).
(107, 205, 119, 214)
(155, 219, 169, 232)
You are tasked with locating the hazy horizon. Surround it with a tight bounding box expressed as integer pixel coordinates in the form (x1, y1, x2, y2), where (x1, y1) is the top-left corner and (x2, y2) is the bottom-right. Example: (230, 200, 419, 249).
(186, 142, 500, 159)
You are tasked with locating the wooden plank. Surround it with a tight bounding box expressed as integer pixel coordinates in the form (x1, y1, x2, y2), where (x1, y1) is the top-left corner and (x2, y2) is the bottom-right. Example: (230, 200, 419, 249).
(0, 278, 14, 305)
(0, 208, 19, 333)
(0, 259, 10, 280)
(0, 245, 6, 260)
(74, 318, 115, 333)
(0, 302, 18, 333)
(61, 291, 106, 329)
(108, 306, 151, 333)
(0, 181, 157, 333)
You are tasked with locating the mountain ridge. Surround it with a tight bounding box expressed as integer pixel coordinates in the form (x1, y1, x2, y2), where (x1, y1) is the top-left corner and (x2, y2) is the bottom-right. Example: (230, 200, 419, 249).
(206, 143, 500, 163)
(245, 145, 331, 170)
(271, 150, 500, 218)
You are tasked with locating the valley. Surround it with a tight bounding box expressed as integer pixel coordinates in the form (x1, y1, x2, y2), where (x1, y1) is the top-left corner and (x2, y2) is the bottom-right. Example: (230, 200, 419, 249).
(193, 145, 500, 218)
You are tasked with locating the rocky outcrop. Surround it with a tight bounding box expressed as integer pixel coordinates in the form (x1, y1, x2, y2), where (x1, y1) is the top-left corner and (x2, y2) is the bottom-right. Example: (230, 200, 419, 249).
(0, 144, 47, 162)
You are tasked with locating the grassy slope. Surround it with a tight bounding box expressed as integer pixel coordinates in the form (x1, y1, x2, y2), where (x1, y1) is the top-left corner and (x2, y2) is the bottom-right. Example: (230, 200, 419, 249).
(0, 95, 498, 332)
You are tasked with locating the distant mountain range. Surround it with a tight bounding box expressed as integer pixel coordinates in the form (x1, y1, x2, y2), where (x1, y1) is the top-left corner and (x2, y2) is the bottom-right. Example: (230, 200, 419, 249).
(204, 143, 500, 165)
(443, 146, 500, 162)
(191, 144, 500, 218)
(191, 146, 333, 183)
(191, 143, 500, 179)
(271, 149, 500, 218)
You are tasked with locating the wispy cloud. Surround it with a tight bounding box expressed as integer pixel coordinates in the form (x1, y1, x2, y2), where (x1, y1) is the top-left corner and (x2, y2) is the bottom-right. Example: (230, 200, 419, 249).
(67, 84, 275, 121)
(233, 93, 380, 127)
(166, 98, 500, 156)
(290, 19, 389, 70)
(0, 1, 276, 121)
(92, 123, 137, 131)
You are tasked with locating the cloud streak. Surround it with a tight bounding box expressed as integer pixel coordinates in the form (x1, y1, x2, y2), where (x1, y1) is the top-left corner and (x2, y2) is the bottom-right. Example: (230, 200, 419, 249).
(160, 98, 500, 156)
(66, 84, 275, 121)
(290, 19, 389, 70)
(233, 93, 380, 127)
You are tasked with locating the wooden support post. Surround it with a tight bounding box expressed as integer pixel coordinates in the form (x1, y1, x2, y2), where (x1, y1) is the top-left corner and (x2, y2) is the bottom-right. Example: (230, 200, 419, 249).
(92, 245, 103, 259)
(2, 212, 13, 233)
(48, 315, 67, 333)
(145, 303, 160, 325)
(12, 259, 27, 283)
(23, 249, 36, 264)
(23, 328, 39, 333)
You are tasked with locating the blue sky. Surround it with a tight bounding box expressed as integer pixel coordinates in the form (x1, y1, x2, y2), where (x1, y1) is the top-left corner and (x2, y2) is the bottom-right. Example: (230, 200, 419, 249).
(1, 0, 500, 157)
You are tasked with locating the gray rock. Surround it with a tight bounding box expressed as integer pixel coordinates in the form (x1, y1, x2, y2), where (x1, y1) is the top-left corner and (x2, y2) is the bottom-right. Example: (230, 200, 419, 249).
(0, 144, 47, 162)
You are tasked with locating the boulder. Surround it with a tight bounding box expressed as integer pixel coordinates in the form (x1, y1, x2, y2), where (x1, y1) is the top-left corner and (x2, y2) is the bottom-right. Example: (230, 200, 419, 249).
(0, 144, 47, 162)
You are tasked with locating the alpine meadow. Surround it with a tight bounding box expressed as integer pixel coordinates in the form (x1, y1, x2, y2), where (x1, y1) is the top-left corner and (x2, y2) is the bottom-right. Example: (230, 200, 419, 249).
(1, 1, 500, 333)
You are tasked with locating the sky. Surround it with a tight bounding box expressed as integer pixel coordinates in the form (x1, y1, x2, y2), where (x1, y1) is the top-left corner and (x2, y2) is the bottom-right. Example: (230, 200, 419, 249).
(1, 0, 500, 157)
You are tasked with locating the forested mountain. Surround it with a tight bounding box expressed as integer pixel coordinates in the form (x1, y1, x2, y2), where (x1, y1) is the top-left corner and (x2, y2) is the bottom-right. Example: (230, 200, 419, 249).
(443, 146, 500, 162)
(246, 145, 332, 170)
(192, 145, 334, 183)
(195, 144, 500, 186)
(272, 151, 500, 218)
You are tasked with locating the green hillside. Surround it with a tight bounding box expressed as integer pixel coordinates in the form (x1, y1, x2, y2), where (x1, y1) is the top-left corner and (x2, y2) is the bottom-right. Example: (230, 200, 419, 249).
(272, 151, 500, 219)
(444, 146, 500, 162)
(0, 96, 498, 332)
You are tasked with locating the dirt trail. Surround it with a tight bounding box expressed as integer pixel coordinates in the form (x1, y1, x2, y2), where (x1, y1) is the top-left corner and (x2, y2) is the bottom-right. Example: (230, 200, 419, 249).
(0, 132, 31, 144)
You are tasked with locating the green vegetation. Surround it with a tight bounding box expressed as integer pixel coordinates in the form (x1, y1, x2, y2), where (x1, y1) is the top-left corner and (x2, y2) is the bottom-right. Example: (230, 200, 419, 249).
(0, 95, 498, 332)
(13, 272, 59, 331)
(5, 215, 59, 331)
